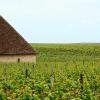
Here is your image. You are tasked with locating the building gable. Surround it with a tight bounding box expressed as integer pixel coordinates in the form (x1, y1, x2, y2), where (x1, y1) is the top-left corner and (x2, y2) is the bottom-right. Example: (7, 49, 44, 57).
(0, 16, 36, 55)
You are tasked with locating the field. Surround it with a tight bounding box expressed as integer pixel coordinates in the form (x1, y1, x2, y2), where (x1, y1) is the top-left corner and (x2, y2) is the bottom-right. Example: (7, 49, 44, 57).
(0, 43, 100, 100)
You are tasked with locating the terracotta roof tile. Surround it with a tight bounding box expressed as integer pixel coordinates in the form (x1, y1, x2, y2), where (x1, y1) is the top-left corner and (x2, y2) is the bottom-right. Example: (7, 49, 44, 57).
(0, 16, 36, 55)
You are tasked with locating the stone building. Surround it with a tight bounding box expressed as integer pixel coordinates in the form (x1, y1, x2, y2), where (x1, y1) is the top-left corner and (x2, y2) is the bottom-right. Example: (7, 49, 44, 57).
(0, 16, 36, 63)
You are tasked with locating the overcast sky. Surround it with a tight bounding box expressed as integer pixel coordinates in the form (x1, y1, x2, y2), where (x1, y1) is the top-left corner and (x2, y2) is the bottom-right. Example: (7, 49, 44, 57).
(0, 0, 100, 43)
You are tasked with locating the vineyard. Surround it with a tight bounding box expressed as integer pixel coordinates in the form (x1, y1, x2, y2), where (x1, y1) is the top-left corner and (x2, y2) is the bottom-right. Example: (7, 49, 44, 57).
(0, 43, 100, 100)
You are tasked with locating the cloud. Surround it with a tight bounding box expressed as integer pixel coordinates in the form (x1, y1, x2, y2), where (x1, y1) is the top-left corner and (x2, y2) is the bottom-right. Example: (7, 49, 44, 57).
(0, 0, 100, 43)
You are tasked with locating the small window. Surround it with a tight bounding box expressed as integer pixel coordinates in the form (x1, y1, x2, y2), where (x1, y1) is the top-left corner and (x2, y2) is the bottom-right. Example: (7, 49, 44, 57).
(18, 58, 20, 63)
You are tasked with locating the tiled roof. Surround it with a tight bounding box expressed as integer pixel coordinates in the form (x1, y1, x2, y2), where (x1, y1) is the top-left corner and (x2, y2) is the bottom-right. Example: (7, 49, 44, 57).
(0, 16, 36, 55)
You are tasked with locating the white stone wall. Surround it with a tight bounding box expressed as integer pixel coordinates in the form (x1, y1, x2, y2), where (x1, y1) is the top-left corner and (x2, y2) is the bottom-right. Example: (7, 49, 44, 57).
(0, 55, 36, 63)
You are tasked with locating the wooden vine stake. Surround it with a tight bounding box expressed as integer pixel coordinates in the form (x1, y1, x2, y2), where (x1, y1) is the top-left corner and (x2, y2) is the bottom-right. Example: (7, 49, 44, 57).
(80, 73, 84, 99)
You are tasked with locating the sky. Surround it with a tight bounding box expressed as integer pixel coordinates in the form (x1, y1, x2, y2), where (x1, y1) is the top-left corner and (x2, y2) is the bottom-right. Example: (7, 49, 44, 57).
(0, 0, 100, 43)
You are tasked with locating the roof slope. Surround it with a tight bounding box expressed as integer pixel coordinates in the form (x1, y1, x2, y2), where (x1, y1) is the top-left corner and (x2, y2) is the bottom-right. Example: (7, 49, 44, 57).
(0, 16, 36, 55)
